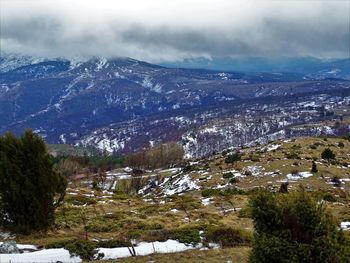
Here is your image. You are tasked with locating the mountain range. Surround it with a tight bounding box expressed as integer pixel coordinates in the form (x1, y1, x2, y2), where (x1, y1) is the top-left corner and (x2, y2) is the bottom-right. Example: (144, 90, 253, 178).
(1, 54, 350, 157)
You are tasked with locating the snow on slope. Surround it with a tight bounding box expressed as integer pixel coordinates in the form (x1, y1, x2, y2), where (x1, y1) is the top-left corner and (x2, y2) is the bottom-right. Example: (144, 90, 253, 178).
(0, 248, 81, 263)
(97, 240, 193, 260)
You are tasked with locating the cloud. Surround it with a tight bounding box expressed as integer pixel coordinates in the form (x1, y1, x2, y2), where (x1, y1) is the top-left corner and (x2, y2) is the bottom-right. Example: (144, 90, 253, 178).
(1, 0, 349, 62)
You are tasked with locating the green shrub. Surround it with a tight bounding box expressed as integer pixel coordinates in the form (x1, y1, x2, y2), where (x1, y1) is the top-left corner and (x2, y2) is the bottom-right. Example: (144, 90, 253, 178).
(291, 144, 302, 150)
(127, 229, 144, 239)
(45, 238, 77, 249)
(47, 239, 97, 261)
(138, 205, 161, 215)
(205, 227, 252, 247)
(225, 153, 242, 165)
(55, 207, 84, 228)
(201, 189, 222, 198)
(86, 216, 121, 232)
(285, 152, 300, 159)
(135, 222, 163, 230)
(64, 239, 97, 261)
(249, 189, 349, 263)
(170, 228, 201, 244)
(321, 148, 336, 160)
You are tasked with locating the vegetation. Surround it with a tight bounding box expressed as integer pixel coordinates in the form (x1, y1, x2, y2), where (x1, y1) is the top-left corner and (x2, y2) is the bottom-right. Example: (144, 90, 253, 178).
(0, 130, 67, 233)
(126, 142, 184, 169)
(224, 152, 242, 166)
(5, 135, 350, 262)
(249, 189, 350, 263)
(321, 148, 336, 160)
(205, 227, 252, 248)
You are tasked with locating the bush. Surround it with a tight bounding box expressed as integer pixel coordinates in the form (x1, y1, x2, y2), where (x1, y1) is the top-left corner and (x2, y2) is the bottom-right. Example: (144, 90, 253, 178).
(47, 239, 97, 261)
(321, 148, 336, 160)
(86, 215, 122, 232)
(205, 227, 252, 247)
(64, 239, 97, 261)
(285, 151, 300, 159)
(202, 189, 222, 198)
(338, 141, 345, 148)
(249, 190, 349, 263)
(170, 228, 201, 244)
(225, 153, 242, 166)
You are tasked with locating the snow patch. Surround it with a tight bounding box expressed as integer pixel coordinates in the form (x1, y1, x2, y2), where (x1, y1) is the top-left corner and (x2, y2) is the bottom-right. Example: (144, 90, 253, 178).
(97, 240, 193, 260)
(0, 248, 81, 263)
(340, 221, 350, 230)
(286, 171, 313, 181)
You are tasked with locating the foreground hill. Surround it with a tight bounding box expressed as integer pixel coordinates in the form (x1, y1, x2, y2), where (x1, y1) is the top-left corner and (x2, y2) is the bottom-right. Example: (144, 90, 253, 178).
(10, 135, 349, 262)
(1, 54, 350, 157)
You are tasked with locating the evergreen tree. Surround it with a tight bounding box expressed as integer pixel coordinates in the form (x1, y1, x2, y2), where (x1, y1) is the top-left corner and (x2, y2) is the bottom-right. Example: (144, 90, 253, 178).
(249, 189, 350, 263)
(321, 148, 335, 160)
(0, 130, 67, 233)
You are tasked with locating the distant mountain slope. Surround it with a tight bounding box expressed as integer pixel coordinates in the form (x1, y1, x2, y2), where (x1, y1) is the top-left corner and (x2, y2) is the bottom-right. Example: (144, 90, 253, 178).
(161, 57, 350, 79)
(1, 54, 350, 156)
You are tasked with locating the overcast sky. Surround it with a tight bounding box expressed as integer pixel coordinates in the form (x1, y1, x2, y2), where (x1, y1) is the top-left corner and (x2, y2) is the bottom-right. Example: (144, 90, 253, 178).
(1, 0, 349, 62)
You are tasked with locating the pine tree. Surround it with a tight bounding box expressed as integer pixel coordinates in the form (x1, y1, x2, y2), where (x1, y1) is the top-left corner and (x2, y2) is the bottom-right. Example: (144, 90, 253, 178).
(321, 148, 335, 160)
(249, 189, 350, 263)
(0, 130, 67, 233)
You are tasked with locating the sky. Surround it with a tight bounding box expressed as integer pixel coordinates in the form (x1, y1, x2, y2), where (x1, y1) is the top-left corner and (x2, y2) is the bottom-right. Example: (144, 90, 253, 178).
(1, 0, 349, 62)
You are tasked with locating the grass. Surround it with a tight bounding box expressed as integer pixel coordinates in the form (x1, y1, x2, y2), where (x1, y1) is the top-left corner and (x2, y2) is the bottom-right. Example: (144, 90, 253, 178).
(14, 135, 350, 262)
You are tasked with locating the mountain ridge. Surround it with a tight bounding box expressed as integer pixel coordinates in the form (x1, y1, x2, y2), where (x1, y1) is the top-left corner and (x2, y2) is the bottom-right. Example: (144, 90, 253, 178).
(1, 54, 350, 157)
